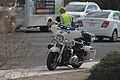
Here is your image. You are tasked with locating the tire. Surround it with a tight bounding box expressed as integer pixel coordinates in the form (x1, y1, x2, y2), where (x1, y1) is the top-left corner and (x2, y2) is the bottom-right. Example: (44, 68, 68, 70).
(72, 63, 83, 69)
(47, 52, 59, 70)
(97, 37, 104, 41)
(110, 30, 117, 42)
(71, 56, 83, 69)
(40, 26, 49, 32)
(47, 19, 52, 31)
(40, 19, 52, 32)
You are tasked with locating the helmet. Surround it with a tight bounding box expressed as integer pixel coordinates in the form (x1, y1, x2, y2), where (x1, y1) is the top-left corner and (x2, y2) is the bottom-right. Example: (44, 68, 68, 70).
(60, 7, 66, 14)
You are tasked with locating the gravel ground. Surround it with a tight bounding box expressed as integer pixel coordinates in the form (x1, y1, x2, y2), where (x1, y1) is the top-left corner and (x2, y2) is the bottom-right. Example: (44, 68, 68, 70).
(11, 70, 90, 80)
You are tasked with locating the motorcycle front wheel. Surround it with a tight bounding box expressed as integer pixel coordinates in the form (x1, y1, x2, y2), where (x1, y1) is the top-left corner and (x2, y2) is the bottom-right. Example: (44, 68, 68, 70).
(47, 52, 59, 70)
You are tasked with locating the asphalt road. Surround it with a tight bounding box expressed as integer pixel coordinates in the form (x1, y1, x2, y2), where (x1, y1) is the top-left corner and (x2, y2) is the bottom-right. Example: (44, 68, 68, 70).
(2, 31, 120, 69)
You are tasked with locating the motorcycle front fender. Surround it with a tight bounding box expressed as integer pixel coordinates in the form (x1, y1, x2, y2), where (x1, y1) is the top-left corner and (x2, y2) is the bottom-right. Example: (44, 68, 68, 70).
(49, 47, 60, 53)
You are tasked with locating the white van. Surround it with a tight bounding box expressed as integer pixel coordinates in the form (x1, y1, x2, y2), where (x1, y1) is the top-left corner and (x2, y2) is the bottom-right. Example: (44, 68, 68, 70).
(12, 0, 64, 31)
(65, 2, 101, 19)
(0, 0, 64, 31)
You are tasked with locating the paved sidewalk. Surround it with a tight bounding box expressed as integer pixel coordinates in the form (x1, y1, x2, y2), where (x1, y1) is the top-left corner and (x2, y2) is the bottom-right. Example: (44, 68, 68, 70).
(0, 61, 99, 80)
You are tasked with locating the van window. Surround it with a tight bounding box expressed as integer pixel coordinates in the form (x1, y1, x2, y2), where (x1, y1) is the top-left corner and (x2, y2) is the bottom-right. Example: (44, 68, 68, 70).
(65, 4, 86, 12)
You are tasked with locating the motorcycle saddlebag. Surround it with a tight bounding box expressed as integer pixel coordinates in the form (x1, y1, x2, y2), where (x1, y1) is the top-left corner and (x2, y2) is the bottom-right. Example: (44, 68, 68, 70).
(82, 46, 96, 60)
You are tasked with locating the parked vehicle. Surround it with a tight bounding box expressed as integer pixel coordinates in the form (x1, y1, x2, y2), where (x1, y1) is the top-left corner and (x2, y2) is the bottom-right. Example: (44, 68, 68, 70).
(78, 10, 120, 41)
(47, 24, 96, 70)
(0, 0, 64, 32)
(65, 2, 101, 20)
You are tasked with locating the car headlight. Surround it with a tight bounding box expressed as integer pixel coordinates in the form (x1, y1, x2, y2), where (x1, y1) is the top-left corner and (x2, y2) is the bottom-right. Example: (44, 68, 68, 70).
(56, 34, 64, 42)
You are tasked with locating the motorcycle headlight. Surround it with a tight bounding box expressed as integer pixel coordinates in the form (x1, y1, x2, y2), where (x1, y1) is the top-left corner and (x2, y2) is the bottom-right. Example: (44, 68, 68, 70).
(66, 26, 71, 30)
(56, 34, 64, 42)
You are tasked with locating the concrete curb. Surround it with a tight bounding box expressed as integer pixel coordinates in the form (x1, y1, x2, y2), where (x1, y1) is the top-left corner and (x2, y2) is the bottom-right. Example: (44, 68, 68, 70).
(0, 61, 99, 80)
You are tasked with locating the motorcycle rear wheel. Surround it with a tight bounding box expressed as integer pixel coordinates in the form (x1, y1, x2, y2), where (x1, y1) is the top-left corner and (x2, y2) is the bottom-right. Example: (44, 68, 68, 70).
(47, 52, 59, 70)
(72, 62, 83, 69)
(72, 63, 83, 69)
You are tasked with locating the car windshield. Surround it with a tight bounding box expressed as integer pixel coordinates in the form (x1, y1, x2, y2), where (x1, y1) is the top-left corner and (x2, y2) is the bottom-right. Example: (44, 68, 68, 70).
(65, 4, 86, 12)
(85, 11, 111, 18)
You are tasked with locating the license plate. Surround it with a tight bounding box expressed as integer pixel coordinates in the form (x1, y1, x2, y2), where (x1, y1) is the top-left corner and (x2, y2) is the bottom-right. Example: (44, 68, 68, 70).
(89, 23, 95, 26)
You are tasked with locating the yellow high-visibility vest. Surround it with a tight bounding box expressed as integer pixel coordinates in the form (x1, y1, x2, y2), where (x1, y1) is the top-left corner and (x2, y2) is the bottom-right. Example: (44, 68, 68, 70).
(60, 13, 72, 26)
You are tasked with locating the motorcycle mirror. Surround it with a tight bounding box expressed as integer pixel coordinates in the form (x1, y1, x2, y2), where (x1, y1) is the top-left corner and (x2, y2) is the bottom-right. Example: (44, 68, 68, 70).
(67, 31, 70, 34)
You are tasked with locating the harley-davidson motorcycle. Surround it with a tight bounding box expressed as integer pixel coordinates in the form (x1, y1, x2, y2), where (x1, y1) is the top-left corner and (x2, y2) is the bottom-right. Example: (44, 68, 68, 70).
(47, 23, 96, 70)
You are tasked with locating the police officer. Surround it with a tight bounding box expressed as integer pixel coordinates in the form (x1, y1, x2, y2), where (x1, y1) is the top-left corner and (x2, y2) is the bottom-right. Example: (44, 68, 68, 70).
(59, 7, 72, 27)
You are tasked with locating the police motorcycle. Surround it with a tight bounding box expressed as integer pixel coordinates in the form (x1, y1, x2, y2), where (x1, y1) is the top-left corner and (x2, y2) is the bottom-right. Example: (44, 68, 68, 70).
(47, 21, 96, 71)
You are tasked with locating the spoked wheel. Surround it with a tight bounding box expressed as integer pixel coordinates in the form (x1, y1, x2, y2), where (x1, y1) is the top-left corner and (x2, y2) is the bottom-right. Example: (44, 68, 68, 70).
(47, 52, 59, 70)
(110, 30, 117, 42)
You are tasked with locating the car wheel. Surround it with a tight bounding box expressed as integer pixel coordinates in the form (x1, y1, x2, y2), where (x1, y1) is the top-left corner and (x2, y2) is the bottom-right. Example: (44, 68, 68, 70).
(40, 26, 49, 32)
(110, 30, 117, 42)
(97, 37, 104, 41)
(47, 19, 52, 31)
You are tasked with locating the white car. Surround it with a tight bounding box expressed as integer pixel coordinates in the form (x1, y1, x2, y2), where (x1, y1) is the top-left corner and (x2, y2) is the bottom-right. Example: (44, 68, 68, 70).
(78, 10, 120, 41)
(65, 2, 101, 19)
